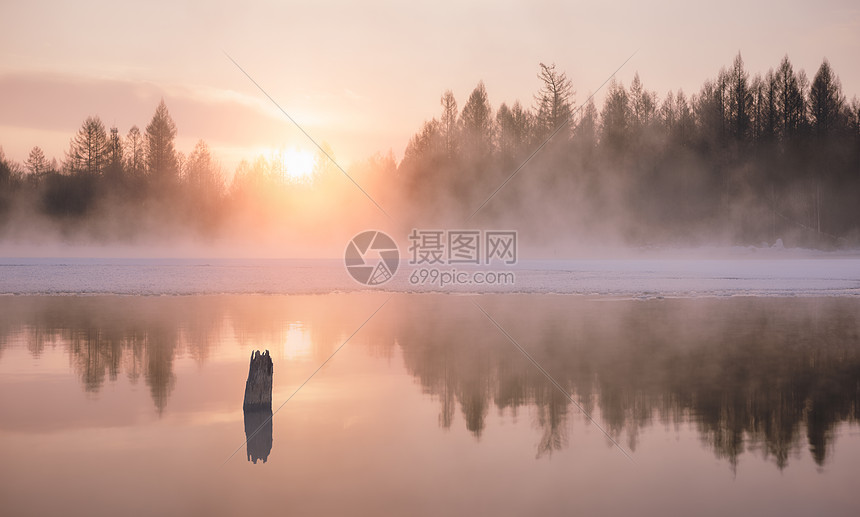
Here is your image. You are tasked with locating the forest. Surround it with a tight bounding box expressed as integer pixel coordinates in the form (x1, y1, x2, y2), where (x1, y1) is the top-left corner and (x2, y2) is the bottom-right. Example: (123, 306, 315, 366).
(1, 52, 858, 249)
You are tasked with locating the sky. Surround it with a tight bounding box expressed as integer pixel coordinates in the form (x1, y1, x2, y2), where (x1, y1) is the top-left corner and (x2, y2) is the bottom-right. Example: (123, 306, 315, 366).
(1, 0, 858, 175)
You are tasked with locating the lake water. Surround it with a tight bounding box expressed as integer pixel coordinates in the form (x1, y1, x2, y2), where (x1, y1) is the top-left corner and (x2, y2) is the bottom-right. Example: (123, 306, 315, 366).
(1, 293, 859, 516)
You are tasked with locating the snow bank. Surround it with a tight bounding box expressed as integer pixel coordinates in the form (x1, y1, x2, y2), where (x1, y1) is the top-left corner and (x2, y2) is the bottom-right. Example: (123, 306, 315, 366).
(1, 256, 858, 297)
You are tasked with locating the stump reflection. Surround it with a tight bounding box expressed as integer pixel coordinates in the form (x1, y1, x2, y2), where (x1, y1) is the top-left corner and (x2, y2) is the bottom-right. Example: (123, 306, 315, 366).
(243, 409, 273, 464)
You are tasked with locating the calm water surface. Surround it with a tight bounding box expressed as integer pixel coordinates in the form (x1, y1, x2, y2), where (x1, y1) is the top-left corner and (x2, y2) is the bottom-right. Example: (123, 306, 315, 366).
(1, 294, 858, 516)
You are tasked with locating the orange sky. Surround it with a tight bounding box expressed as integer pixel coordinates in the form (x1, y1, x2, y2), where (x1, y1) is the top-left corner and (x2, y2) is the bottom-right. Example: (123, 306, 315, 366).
(1, 0, 858, 174)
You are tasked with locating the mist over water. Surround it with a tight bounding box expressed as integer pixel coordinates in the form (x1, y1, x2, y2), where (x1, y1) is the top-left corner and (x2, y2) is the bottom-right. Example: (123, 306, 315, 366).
(2, 54, 859, 258)
(2, 12, 860, 517)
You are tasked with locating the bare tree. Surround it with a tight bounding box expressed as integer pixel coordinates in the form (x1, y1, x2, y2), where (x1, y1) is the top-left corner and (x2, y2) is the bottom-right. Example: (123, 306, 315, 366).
(629, 72, 657, 132)
(105, 126, 124, 181)
(600, 79, 630, 151)
(124, 125, 146, 178)
(460, 81, 495, 159)
(185, 140, 222, 194)
(774, 55, 804, 140)
(25, 146, 49, 175)
(440, 90, 459, 159)
(65, 116, 109, 176)
(145, 99, 178, 183)
(727, 52, 751, 141)
(534, 63, 574, 140)
(574, 97, 598, 149)
(809, 59, 845, 137)
(496, 100, 532, 162)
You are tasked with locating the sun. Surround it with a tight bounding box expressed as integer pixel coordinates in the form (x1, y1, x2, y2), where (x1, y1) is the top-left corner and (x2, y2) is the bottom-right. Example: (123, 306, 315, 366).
(280, 148, 316, 181)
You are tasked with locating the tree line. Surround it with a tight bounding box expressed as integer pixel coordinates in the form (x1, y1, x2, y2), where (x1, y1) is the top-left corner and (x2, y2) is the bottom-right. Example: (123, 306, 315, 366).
(397, 53, 860, 247)
(0, 99, 231, 239)
(1, 52, 859, 247)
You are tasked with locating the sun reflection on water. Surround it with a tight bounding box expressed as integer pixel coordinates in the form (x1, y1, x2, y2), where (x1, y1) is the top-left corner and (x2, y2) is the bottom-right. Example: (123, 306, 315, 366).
(282, 322, 312, 360)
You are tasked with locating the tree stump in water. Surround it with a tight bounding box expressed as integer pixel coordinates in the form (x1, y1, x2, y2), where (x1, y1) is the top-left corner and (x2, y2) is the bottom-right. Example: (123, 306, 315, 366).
(243, 350, 273, 411)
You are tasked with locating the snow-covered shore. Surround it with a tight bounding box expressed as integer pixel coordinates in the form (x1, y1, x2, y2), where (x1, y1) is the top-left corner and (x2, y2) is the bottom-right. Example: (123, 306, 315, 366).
(1, 254, 858, 297)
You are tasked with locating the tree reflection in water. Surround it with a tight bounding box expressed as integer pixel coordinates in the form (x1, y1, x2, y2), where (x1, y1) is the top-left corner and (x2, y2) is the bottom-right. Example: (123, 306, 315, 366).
(0, 295, 857, 469)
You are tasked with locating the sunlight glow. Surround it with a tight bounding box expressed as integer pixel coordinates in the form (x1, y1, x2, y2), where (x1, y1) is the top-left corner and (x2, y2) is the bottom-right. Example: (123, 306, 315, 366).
(279, 148, 316, 181)
(283, 322, 313, 360)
